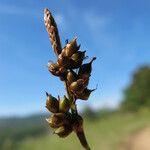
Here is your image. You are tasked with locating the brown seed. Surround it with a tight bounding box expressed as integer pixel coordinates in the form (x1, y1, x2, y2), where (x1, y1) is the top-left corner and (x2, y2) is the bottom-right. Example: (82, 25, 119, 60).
(46, 92, 59, 113)
(54, 125, 73, 138)
(65, 37, 79, 57)
(78, 57, 96, 76)
(46, 113, 65, 128)
(70, 79, 86, 93)
(76, 88, 95, 100)
(67, 70, 78, 84)
(58, 54, 71, 68)
(71, 51, 86, 62)
(48, 62, 60, 76)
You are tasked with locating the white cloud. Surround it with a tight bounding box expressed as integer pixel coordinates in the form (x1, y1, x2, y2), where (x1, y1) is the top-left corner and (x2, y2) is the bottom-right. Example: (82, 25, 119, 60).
(53, 13, 68, 34)
(84, 11, 112, 33)
(54, 14, 64, 25)
(83, 11, 121, 50)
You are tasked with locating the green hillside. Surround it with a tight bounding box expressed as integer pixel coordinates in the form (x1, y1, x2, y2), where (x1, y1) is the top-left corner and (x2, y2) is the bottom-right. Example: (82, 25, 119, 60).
(1, 108, 149, 150)
(0, 114, 49, 150)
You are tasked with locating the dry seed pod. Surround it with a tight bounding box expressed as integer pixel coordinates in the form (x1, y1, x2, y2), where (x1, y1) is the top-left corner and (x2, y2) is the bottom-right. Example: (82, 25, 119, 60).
(54, 125, 73, 138)
(65, 38, 79, 57)
(80, 73, 90, 81)
(70, 79, 87, 93)
(48, 62, 60, 76)
(67, 70, 78, 84)
(78, 57, 96, 77)
(76, 88, 95, 100)
(46, 117, 60, 128)
(58, 67, 68, 81)
(69, 51, 86, 69)
(58, 54, 71, 68)
(48, 61, 68, 79)
(46, 92, 59, 113)
(60, 112, 72, 126)
(44, 8, 62, 57)
(59, 95, 71, 113)
(46, 113, 65, 128)
(53, 112, 72, 125)
(71, 51, 86, 62)
(59, 66, 68, 74)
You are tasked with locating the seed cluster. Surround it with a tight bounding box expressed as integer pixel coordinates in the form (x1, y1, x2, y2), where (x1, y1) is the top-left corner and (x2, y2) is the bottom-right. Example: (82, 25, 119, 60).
(44, 8, 95, 149)
(45, 37, 96, 137)
(45, 92, 73, 137)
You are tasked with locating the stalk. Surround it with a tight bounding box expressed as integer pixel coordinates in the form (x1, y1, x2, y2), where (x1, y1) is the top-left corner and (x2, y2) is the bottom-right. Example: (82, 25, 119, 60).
(74, 120, 91, 150)
(75, 129, 91, 150)
(64, 81, 91, 149)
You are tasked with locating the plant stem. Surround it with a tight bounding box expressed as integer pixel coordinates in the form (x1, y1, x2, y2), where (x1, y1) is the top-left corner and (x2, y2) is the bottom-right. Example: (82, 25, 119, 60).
(64, 81, 91, 149)
(64, 81, 77, 114)
(74, 119, 91, 150)
(76, 130, 91, 150)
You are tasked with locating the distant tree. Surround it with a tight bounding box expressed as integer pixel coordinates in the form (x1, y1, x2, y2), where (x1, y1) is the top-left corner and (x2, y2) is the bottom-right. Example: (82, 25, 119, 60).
(121, 65, 150, 111)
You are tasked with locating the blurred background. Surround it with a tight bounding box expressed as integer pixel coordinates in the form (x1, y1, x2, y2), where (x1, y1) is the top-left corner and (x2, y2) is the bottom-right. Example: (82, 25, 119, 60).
(0, 0, 150, 150)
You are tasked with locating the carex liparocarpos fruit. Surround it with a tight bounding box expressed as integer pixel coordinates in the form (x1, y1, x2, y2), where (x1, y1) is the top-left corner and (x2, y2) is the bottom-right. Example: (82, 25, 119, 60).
(44, 8, 96, 150)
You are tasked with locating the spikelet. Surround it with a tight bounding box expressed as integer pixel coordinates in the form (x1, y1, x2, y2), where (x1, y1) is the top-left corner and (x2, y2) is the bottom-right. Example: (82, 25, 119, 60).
(78, 57, 96, 77)
(44, 8, 62, 57)
(45, 92, 59, 113)
(59, 96, 71, 113)
(67, 70, 78, 84)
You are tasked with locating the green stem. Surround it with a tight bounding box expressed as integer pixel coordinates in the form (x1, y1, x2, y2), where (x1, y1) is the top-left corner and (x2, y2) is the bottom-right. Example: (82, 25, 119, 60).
(73, 117, 91, 150)
(64, 81, 71, 100)
(64, 81, 91, 150)
(64, 81, 77, 114)
(72, 95, 78, 115)
(76, 130, 91, 150)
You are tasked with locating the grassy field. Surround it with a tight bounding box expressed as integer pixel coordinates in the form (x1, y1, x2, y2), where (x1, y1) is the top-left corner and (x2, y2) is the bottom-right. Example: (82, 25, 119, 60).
(15, 108, 150, 150)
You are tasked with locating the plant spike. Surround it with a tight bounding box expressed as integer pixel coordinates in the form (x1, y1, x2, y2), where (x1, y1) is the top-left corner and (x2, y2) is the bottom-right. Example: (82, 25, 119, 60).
(44, 8, 96, 150)
(44, 8, 62, 57)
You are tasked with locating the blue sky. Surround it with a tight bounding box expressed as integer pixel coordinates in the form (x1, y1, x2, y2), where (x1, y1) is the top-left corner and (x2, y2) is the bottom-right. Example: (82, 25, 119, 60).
(0, 0, 150, 116)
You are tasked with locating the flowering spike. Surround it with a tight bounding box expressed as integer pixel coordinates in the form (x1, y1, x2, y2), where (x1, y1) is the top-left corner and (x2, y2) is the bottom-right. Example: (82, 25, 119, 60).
(44, 8, 62, 57)
(44, 8, 96, 150)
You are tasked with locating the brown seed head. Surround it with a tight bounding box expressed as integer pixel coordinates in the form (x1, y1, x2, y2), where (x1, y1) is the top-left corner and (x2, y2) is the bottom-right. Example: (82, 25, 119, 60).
(44, 8, 62, 57)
